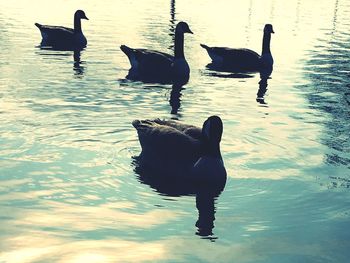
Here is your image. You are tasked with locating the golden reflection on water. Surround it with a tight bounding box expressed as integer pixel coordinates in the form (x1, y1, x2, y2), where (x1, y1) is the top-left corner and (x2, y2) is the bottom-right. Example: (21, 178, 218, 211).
(1, 200, 179, 230)
(1, 234, 167, 263)
(2, 231, 348, 263)
(0, 201, 179, 262)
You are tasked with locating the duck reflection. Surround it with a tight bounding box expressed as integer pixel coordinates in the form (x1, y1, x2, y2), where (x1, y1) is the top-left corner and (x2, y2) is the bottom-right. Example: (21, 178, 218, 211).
(195, 192, 218, 239)
(169, 83, 183, 115)
(35, 47, 86, 77)
(168, 1, 185, 115)
(256, 67, 273, 105)
(256, 77, 268, 104)
(168, 0, 176, 51)
(204, 68, 254, 79)
(73, 50, 85, 76)
(133, 162, 226, 239)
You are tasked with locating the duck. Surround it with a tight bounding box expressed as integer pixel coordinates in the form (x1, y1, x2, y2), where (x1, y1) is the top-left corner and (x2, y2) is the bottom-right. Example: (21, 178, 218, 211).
(35, 10, 88, 50)
(132, 116, 226, 191)
(200, 24, 274, 73)
(120, 21, 193, 84)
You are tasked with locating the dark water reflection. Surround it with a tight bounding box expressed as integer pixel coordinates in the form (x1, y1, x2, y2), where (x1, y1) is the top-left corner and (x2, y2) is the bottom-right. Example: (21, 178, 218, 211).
(303, 1, 350, 174)
(204, 67, 255, 79)
(169, 84, 183, 115)
(256, 77, 269, 105)
(133, 159, 226, 240)
(73, 50, 85, 76)
(204, 65, 272, 105)
(195, 193, 219, 240)
(35, 48, 86, 77)
(168, 0, 177, 51)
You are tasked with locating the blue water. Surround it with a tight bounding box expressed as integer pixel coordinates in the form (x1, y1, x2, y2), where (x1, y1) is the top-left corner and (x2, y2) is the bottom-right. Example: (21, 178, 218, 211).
(0, 0, 349, 262)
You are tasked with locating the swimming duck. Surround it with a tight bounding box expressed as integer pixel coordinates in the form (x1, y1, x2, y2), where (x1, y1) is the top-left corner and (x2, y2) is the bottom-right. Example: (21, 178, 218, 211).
(132, 116, 226, 190)
(35, 10, 88, 50)
(121, 21, 193, 84)
(200, 24, 274, 73)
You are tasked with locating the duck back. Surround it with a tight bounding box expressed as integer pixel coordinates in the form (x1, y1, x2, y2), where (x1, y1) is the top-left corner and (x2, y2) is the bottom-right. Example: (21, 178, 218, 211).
(132, 119, 201, 175)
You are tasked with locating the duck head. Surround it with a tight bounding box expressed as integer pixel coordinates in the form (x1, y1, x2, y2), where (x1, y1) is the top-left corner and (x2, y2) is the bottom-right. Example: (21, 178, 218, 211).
(264, 24, 274, 34)
(202, 116, 223, 144)
(176, 21, 193, 34)
(201, 116, 223, 156)
(75, 10, 89, 20)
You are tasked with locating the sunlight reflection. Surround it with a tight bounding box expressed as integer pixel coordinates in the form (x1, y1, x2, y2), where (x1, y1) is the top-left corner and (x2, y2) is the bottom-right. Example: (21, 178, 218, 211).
(4, 201, 180, 231)
(0, 233, 167, 263)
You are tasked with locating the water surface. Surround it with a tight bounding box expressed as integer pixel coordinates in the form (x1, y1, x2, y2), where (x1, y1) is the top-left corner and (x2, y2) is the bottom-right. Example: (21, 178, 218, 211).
(0, 0, 349, 262)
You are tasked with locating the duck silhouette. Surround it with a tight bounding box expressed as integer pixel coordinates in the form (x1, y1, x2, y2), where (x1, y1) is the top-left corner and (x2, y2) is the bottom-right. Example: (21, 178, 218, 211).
(132, 116, 227, 239)
(201, 24, 274, 73)
(132, 116, 226, 193)
(35, 10, 88, 50)
(121, 22, 193, 85)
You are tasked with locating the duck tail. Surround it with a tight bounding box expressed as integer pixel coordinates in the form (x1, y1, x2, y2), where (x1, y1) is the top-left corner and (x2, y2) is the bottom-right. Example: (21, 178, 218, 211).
(35, 23, 42, 29)
(120, 45, 133, 56)
(121, 45, 139, 70)
(200, 43, 210, 50)
(132, 119, 156, 131)
(132, 120, 141, 129)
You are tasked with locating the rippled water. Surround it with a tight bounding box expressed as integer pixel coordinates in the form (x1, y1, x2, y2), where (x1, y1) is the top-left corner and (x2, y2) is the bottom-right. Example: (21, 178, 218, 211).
(1, 0, 350, 262)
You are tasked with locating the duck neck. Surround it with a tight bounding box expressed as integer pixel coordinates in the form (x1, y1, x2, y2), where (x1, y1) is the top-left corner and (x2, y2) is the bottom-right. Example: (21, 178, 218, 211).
(74, 15, 82, 33)
(202, 142, 222, 159)
(174, 31, 185, 59)
(261, 32, 271, 55)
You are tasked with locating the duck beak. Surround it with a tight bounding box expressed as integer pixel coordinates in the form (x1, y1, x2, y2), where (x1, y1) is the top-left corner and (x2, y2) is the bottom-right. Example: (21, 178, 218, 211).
(187, 28, 193, 34)
(83, 15, 89, 20)
(272, 30, 275, 33)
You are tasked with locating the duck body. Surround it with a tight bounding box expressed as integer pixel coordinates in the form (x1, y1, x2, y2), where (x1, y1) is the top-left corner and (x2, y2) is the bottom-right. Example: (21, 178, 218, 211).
(35, 10, 88, 50)
(200, 45, 261, 71)
(132, 116, 226, 193)
(132, 118, 202, 174)
(201, 24, 274, 73)
(120, 47, 175, 83)
(121, 22, 193, 84)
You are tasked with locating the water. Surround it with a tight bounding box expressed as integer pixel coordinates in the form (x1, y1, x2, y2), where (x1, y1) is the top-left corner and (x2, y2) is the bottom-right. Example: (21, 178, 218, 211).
(0, 0, 349, 262)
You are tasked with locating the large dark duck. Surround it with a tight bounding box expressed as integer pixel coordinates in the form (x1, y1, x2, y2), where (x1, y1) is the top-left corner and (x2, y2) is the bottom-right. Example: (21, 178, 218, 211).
(121, 21, 193, 84)
(200, 24, 274, 74)
(35, 10, 88, 50)
(132, 116, 226, 192)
